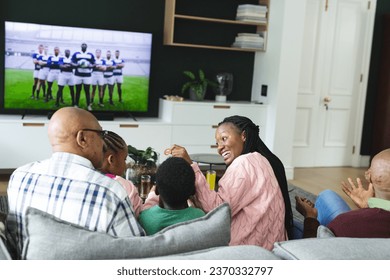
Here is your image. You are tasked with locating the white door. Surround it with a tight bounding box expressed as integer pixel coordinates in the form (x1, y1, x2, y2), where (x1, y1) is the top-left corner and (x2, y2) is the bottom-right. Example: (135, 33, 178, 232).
(293, 0, 374, 167)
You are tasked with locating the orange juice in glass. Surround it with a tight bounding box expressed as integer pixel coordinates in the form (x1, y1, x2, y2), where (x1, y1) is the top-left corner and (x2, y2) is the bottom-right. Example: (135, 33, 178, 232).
(206, 170, 216, 191)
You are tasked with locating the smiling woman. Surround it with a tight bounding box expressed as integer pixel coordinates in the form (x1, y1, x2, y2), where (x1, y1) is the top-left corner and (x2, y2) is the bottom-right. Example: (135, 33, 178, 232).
(164, 115, 293, 250)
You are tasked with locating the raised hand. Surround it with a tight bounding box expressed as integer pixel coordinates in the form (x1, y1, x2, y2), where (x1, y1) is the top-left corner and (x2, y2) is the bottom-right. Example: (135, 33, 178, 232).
(164, 144, 193, 165)
(341, 177, 374, 208)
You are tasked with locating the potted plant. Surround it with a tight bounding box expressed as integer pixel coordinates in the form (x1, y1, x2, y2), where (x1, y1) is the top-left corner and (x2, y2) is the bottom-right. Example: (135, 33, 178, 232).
(126, 145, 159, 188)
(181, 69, 217, 101)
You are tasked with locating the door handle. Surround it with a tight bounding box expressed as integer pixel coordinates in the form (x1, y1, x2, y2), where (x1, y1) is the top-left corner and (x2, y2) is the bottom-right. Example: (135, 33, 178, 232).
(323, 96, 332, 110)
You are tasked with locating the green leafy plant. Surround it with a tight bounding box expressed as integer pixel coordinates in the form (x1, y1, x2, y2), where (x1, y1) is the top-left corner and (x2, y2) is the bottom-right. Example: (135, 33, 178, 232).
(127, 145, 158, 166)
(126, 145, 159, 187)
(181, 69, 217, 100)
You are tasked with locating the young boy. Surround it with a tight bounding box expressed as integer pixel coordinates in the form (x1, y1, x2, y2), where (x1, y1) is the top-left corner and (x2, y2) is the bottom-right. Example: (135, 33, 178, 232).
(139, 157, 205, 235)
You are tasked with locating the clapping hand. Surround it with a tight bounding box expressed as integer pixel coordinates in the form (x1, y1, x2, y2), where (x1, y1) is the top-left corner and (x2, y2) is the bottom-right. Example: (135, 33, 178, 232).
(341, 177, 374, 208)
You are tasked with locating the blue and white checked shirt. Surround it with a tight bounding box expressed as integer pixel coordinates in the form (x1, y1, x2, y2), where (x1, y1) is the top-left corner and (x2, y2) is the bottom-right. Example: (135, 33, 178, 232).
(7, 152, 145, 257)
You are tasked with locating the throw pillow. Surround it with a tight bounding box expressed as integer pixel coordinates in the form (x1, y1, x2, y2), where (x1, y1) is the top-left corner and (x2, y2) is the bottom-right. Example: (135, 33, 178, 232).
(316, 225, 335, 238)
(22, 203, 231, 260)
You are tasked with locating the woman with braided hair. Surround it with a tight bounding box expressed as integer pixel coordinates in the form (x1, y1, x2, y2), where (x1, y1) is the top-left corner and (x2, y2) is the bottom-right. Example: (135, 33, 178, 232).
(165, 115, 292, 250)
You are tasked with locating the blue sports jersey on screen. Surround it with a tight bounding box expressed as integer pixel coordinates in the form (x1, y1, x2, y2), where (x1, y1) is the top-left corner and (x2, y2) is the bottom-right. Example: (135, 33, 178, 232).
(93, 58, 106, 72)
(59, 57, 73, 73)
(113, 58, 124, 76)
(47, 55, 61, 70)
(32, 52, 42, 71)
(71, 51, 95, 77)
(103, 59, 116, 78)
(38, 54, 50, 68)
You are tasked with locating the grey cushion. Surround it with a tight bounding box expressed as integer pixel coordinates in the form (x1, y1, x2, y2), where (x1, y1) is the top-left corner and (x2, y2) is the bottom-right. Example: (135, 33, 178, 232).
(0, 236, 11, 260)
(151, 245, 281, 260)
(22, 203, 231, 260)
(273, 238, 390, 260)
(316, 225, 335, 238)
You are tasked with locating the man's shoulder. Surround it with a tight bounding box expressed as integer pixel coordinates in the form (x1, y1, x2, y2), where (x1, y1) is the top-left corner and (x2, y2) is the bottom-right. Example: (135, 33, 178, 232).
(13, 159, 49, 173)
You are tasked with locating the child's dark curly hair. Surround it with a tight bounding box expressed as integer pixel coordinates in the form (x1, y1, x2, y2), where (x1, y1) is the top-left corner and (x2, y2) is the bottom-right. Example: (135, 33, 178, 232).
(156, 157, 195, 207)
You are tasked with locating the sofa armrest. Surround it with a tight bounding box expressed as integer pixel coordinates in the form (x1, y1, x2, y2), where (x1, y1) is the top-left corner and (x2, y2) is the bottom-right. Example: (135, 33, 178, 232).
(273, 237, 390, 260)
(150, 245, 281, 260)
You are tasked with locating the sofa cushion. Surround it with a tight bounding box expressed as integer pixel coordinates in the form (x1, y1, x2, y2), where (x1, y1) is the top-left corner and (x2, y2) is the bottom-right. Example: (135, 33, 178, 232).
(316, 225, 335, 238)
(151, 245, 281, 260)
(273, 237, 390, 260)
(22, 203, 231, 260)
(0, 236, 11, 260)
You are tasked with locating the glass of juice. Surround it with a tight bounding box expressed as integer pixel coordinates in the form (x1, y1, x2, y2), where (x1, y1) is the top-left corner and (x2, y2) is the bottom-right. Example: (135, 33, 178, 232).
(206, 170, 217, 191)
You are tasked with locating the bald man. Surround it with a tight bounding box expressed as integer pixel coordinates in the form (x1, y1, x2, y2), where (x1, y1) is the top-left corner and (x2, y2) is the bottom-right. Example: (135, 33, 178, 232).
(6, 107, 144, 258)
(295, 149, 390, 238)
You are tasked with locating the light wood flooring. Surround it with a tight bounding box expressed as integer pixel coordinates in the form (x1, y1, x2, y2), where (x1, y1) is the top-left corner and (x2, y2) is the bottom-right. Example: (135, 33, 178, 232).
(0, 174, 11, 196)
(1, 167, 367, 209)
(289, 167, 367, 210)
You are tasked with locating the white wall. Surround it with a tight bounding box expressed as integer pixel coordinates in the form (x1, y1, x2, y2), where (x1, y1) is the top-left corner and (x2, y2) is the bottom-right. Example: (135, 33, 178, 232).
(252, 0, 307, 179)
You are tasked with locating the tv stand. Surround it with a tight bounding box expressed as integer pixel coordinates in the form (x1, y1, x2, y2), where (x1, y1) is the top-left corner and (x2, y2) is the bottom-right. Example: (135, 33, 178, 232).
(93, 112, 115, 121)
(124, 112, 137, 122)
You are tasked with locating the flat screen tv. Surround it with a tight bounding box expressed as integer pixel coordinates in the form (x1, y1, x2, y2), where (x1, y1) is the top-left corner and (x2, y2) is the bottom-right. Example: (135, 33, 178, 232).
(2, 21, 153, 119)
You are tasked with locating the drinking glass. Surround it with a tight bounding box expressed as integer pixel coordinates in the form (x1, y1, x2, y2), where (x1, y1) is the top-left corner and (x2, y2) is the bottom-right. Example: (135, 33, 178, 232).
(206, 170, 217, 191)
(140, 175, 151, 200)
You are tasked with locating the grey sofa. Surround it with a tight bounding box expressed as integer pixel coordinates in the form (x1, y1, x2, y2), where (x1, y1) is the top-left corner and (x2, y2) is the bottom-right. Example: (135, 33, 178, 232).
(1, 203, 389, 260)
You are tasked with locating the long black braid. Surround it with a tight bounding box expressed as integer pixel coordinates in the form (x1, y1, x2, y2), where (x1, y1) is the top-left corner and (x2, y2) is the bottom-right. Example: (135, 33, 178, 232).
(219, 115, 294, 240)
(103, 131, 127, 154)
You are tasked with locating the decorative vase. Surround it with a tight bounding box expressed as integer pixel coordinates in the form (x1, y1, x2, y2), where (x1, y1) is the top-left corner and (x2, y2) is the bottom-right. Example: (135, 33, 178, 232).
(214, 73, 233, 102)
(215, 95, 227, 102)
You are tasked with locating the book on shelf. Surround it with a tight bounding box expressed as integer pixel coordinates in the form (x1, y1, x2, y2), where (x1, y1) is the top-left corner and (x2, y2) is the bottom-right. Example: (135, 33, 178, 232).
(236, 11, 267, 17)
(236, 17, 267, 23)
(232, 32, 265, 49)
(237, 32, 263, 37)
(235, 37, 264, 43)
(232, 42, 264, 50)
(237, 4, 268, 11)
(236, 4, 268, 23)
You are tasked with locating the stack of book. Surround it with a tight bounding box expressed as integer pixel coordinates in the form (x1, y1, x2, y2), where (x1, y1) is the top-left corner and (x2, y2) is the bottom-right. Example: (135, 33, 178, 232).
(236, 4, 267, 23)
(232, 33, 264, 50)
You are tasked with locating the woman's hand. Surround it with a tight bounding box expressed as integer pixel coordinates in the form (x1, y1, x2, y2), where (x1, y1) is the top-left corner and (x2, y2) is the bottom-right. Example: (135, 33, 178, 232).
(341, 177, 374, 208)
(164, 144, 193, 165)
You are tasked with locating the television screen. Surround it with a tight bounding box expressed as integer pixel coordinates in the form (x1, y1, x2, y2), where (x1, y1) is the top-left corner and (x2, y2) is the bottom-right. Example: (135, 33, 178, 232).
(3, 21, 152, 117)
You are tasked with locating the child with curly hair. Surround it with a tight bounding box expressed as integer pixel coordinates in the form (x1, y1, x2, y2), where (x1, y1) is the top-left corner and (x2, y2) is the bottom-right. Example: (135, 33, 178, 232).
(139, 157, 205, 235)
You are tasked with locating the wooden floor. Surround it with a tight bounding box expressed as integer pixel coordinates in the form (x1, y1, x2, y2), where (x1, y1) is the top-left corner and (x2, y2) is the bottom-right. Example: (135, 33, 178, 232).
(289, 167, 367, 210)
(1, 167, 367, 209)
(0, 174, 11, 196)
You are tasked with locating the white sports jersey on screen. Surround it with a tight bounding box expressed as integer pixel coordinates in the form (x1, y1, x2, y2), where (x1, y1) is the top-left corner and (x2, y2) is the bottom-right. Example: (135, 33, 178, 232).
(103, 59, 116, 78)
(38, 54, 50, 69)
(48, 55, 61, 71)
(71, 51, 95, 77)
(93, 58, 106, 73)
(59, 56, 73, 73)
(32, 51, 43, 71)
(113, 58, 124, 76)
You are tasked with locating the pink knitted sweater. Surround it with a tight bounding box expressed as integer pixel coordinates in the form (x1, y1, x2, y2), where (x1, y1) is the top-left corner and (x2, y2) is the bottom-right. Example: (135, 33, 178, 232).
(192, 152, 287, 250)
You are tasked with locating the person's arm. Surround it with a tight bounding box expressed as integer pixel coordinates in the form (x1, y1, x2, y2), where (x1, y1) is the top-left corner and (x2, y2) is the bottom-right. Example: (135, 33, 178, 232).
(295, 196, 319, 238)
(192, 159, 255, 215)
(114, 176, 144, 218)
(341, 177, 374, 208)
(109, 197, 146, 237)
(143, 187, 159, 210)
(302, 218, 320, 238)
